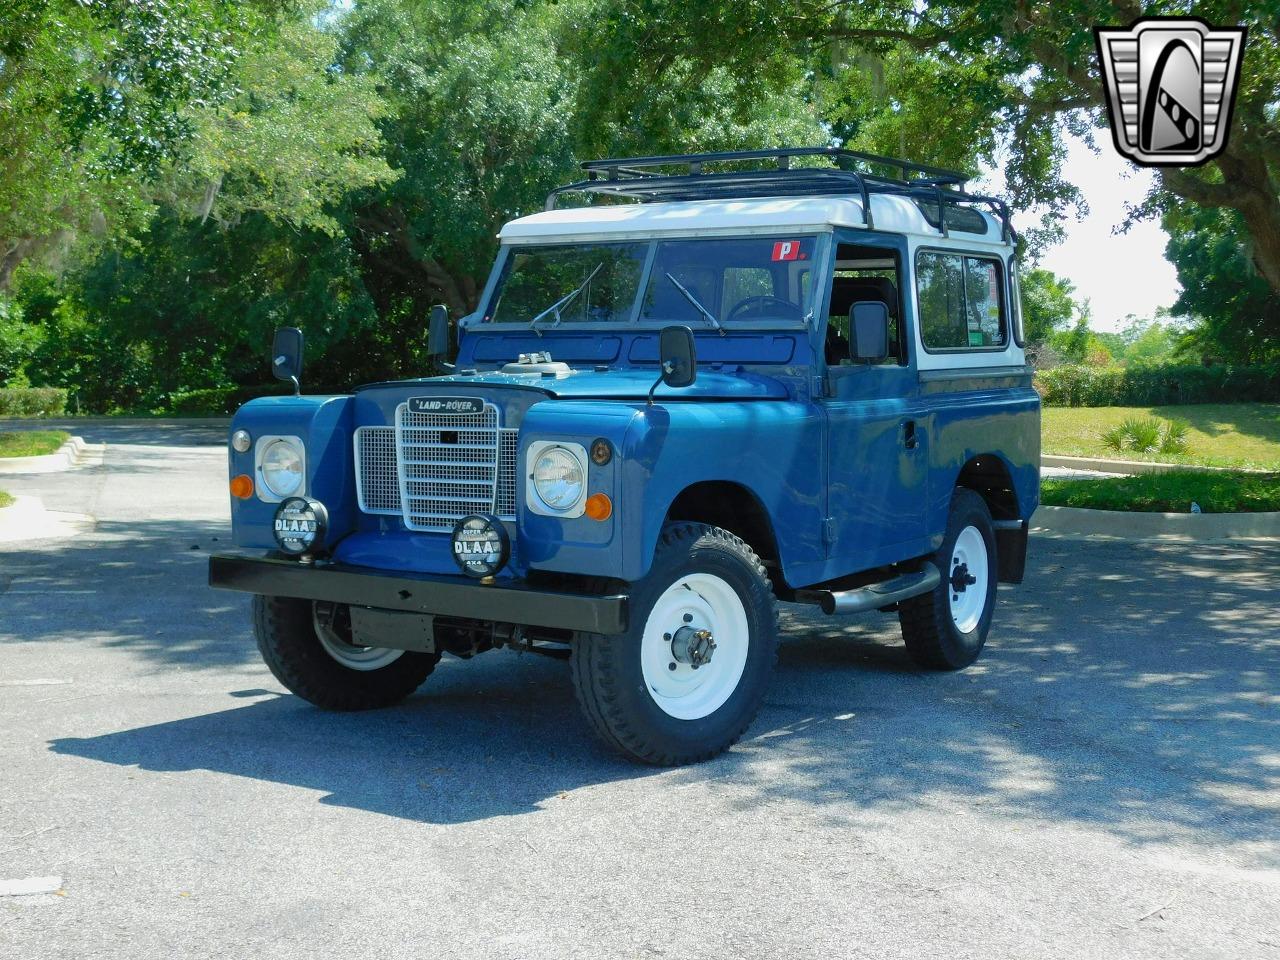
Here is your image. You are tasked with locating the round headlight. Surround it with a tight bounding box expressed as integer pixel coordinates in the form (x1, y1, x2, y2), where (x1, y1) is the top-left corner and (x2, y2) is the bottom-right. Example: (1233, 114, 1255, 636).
(261, 439, 304, 498)
(273, 497, 327, 555)
(231, 429, 252, 453)
(532, 446, 585, 512)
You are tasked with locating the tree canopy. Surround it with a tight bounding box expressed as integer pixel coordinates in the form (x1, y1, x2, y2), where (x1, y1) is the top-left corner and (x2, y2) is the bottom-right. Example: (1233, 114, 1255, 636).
(0, 0, 1275, 411)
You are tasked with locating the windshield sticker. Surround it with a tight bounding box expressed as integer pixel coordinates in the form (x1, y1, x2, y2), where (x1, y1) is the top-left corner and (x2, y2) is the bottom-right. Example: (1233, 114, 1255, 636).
(771, 241, 805, 262)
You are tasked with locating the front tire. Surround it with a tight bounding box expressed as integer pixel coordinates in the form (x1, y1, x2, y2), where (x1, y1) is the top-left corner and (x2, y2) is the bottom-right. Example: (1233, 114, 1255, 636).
(253, 595, 439, 710)
(571, 523, 778, 765)
(898, 489, 998, 670)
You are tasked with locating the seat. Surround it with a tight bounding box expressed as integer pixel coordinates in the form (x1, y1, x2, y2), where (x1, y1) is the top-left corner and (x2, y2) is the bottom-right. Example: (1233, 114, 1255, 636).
(826, 276, 900, 364)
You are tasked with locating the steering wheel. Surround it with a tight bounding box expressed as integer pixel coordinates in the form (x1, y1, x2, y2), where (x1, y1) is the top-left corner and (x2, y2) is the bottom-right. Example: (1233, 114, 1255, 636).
(726, 295, 804, 323)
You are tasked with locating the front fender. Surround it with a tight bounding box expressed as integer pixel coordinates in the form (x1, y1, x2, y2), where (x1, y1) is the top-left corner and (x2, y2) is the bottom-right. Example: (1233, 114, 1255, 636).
(620, 401, 824, 583)
(517, 399, 824, 584)
(228, 395, 355, 550)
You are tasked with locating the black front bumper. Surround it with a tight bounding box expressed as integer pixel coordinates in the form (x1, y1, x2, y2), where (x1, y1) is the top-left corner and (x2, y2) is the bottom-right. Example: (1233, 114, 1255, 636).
(208, 554, 628, 635)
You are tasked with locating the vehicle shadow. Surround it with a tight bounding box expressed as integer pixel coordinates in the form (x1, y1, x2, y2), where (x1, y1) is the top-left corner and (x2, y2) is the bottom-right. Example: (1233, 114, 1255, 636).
(33, 532, 1280, 856)
(1, 519, 240, 667)
(50, 653, 663, 825)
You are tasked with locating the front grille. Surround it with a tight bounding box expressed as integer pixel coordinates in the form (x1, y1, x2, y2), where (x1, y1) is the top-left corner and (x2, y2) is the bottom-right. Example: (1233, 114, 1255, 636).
(354, 426, 400, 514)
(354, 404, 518, 532)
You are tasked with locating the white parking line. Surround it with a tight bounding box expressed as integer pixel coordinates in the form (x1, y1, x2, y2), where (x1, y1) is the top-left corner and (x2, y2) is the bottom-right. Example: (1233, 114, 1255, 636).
(0, 876, 63, 897)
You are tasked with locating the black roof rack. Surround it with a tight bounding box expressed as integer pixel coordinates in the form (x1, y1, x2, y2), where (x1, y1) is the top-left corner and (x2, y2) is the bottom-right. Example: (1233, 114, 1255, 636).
(544, 146, 1014, 242)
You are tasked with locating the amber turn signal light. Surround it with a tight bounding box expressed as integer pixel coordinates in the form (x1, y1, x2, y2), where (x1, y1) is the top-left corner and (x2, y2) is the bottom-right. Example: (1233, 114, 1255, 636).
(229, 474, 255, 499)
(584, 493, 612, 521)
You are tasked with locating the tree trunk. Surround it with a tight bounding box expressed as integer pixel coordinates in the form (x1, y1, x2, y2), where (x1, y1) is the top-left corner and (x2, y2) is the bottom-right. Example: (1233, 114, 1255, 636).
(0, 238, 35, 291)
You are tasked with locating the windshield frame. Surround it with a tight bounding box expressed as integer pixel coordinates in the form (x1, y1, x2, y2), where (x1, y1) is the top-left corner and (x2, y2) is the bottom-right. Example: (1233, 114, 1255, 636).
(474, 230, 832, 333)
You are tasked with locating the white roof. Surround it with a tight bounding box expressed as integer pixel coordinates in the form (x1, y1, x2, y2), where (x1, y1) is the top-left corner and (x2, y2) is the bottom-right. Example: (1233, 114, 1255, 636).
(500, 194, 1009, 246)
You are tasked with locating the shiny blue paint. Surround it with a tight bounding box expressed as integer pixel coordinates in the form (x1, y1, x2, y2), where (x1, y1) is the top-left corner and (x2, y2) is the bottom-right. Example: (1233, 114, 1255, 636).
(920, 380, 1041, 539)
(619, 399, 828, 584)
(372, 365, 791, 401)
(458, 331, 806, 370)
(226, 233, 1040, 596)
(228, 396, 354, 550)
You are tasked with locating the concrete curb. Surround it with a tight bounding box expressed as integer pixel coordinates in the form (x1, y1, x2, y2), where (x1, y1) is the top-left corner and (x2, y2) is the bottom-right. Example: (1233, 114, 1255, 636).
(0, 495, 96, 542)
(1041, 454, 1271, 476)
(0, 436, 105, 474)
(1032, 504, 1280, 541)
(0, 417, 232, 427)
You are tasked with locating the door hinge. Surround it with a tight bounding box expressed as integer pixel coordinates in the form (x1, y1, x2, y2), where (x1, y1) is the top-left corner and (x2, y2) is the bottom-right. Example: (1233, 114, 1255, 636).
(822, 517, 837, 545)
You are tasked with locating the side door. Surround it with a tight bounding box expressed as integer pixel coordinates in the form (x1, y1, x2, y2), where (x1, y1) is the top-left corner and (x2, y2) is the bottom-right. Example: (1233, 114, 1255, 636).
(822, 232, 930, 574)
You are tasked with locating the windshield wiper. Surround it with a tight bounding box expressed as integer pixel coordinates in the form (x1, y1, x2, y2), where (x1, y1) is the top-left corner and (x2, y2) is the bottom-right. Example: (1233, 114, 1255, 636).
(664, 272, 725, 336)
(528, 262, 604, 337)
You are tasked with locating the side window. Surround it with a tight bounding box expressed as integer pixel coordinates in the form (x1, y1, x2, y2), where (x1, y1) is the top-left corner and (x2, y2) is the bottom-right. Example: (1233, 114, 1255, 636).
(917, 251, 1007, 350)
(825, 243, 905, 366)
(1010, 260, 1026, 346)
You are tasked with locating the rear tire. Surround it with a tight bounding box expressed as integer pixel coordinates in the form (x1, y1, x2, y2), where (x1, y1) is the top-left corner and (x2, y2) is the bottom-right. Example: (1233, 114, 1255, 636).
(898, 489, 998, 670)
(252, 595, 439, 710)
(571, 523, 778, 765)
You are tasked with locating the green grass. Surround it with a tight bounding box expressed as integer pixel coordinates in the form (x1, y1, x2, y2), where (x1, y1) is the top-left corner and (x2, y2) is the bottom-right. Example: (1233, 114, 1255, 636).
(1042, 404, 1280, 470)
(0, 490, 13, 509)
(0, 430, 70, 458)
(1042, 472, 1280, 513)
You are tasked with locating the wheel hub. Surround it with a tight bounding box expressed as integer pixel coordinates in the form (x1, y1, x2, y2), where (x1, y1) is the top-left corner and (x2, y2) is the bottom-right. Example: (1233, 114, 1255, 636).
(670, 625, 716, 667)
(950, 560, 977, 594)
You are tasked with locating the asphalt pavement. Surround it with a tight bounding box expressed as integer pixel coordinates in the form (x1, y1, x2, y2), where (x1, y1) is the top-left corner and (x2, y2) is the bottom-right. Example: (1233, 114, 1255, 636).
(1, 422, 1278, 959)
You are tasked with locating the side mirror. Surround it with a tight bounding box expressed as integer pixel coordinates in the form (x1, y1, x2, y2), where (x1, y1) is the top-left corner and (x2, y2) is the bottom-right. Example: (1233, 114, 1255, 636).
(659, 325, 697, 387)
(850, 302, 889, 363)
(271, 327, 304, 394)
(427, 304, 449, 359)
(648, 325, 697, 404)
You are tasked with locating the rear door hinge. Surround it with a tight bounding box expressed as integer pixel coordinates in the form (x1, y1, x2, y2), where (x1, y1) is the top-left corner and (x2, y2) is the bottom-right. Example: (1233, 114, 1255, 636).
(822, 517, 837, 546)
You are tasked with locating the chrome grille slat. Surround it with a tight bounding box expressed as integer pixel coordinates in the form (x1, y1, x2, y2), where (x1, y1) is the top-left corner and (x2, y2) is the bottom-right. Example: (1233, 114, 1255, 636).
(496, 430, 518, 517)
(354, 401, 519, 531)
(354, 426, 401, 515)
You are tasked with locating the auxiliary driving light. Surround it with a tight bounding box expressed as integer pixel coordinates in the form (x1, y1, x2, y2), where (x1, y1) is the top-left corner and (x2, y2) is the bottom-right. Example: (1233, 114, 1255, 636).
(273, 497, 328, 555)
(451, 514, 511, 579)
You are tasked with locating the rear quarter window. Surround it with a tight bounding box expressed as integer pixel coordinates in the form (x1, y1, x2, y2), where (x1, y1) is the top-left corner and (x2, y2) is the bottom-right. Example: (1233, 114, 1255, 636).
(916, 251, 1007, 351)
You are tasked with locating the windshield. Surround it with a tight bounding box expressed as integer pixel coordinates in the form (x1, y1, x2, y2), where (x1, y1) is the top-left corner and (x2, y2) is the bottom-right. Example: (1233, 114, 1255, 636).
(484, 235, 820, 326)
(488, 242, 647, 325)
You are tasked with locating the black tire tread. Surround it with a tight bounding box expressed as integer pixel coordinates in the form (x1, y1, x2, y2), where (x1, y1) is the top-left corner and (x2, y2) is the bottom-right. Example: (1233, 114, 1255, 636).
(898, 488, 995, 671)
(253, 595, 438, 711)
(571, 523, 778, 765)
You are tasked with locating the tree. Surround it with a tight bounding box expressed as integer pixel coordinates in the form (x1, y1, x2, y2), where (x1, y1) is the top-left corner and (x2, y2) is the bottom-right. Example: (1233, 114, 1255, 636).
(1165, 204, 1280, 363)
(580, 0, 1280, 290)
(335, 0, 825, 324)
(0, 0, 260, 287)
(5, 0, 831, 407)
(1019, 267, 1080, 345)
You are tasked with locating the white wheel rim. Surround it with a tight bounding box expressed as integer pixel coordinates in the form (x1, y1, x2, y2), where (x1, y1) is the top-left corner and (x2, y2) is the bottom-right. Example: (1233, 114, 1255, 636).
(639, 572, 750, 721)
(313, 605, 404, 672)
(948, 525, 989, 634)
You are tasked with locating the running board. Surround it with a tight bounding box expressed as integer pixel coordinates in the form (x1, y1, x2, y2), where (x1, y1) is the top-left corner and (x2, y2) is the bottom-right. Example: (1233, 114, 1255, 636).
(794, 563, 941, 616)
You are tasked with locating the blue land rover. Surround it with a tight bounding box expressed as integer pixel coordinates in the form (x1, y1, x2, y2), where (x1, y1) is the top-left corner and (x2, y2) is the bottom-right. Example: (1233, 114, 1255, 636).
(210, 148, 1040, 765)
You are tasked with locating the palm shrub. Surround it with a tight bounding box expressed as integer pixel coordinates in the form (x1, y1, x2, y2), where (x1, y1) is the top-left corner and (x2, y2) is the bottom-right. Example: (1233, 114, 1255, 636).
(1100, 416, 1190, 456)
(1160, 419, 1189, 454)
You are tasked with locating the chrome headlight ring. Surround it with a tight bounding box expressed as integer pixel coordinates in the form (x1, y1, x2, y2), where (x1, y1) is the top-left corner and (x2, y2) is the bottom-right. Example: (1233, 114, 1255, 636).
(255, 435, 306, 501)
(526, 440, 588, 518)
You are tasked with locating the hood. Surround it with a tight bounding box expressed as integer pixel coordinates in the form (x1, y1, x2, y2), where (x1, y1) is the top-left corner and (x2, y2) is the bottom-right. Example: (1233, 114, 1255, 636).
(358, 367, 789, 401)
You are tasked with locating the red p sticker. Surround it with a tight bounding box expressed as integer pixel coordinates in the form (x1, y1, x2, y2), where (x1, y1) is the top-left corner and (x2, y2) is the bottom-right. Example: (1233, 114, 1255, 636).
(771, 240, 802, 261)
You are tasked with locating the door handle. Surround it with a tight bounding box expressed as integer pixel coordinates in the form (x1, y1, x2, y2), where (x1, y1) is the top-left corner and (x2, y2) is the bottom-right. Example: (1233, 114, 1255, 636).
(903, 420, 919, 450)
